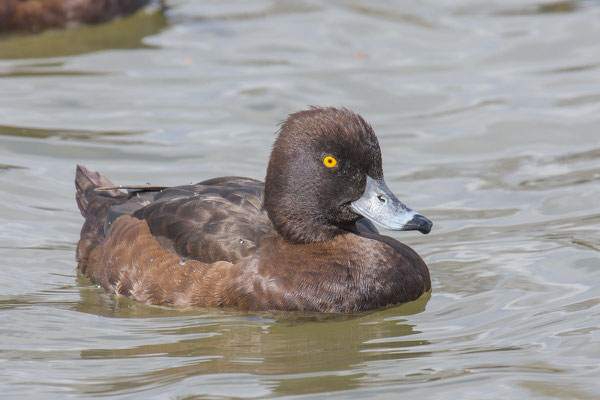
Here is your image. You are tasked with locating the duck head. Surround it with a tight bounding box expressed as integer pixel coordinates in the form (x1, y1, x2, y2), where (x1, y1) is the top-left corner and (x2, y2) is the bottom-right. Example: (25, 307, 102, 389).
(264, 107, 432, 244)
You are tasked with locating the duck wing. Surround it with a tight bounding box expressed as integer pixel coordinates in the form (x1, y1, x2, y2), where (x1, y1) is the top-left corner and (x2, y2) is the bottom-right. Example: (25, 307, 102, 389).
(112, 177, 272, 264)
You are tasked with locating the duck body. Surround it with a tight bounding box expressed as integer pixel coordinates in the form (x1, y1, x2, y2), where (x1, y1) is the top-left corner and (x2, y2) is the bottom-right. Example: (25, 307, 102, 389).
(76, 107, 432, 312)
(0, 0, 150, 33)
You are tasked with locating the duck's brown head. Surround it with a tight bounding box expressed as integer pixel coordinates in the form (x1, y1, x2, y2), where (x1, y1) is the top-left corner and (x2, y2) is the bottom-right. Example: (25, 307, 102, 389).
(264, 107, 431, 244)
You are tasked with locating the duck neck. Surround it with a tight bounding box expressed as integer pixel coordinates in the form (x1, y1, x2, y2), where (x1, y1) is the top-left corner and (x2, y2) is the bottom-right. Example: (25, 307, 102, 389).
(264, 194, 350, 243)
(264, 171, 352, 244)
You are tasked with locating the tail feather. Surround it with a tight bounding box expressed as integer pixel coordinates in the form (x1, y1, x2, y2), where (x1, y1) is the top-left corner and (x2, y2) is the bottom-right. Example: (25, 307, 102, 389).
(75, 165, 122, 217)
(75, 165, 128, 273)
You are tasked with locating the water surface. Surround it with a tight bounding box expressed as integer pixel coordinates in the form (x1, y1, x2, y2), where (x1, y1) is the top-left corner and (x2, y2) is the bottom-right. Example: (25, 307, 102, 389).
(1, 1, 599, 398)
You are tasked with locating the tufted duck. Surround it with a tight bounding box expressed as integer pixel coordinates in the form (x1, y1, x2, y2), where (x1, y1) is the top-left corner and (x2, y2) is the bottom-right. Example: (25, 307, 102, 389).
(75, 107, 432, 312)
(0, 0, 150, 33)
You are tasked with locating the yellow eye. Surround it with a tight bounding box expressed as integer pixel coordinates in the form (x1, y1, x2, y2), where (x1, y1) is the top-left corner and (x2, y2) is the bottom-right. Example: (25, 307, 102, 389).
(323, 156, 338, 168)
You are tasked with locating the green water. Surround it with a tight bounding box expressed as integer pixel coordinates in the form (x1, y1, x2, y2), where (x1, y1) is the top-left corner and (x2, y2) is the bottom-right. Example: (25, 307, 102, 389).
(1, 1, 599, 398)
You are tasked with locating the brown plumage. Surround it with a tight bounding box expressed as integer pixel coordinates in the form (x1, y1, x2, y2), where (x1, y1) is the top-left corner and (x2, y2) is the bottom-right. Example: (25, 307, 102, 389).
(76, 107, 433, 312)
(0, 0, 150, 33)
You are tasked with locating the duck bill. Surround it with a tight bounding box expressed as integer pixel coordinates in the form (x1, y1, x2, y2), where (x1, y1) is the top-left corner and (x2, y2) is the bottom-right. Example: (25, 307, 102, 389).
(349, 176, 432, 234)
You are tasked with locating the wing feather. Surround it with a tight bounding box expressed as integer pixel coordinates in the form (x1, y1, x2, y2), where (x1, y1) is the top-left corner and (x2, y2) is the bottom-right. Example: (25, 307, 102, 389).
(125, 178, 272, 263)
